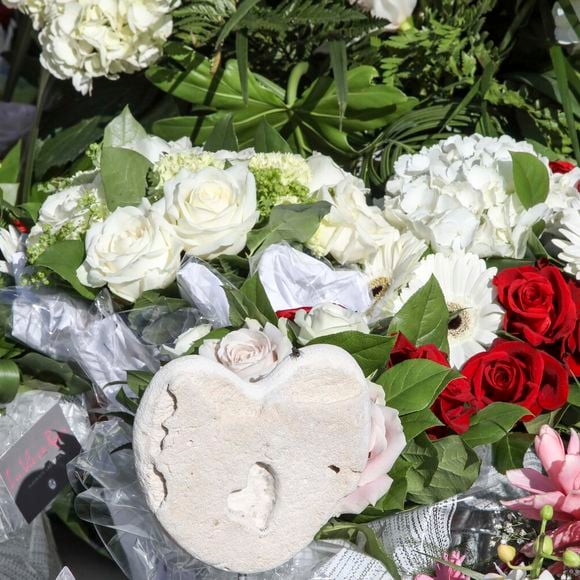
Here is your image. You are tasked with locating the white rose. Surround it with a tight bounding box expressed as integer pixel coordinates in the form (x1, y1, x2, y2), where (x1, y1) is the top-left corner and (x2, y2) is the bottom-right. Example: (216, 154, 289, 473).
(156, 165, 259, 260)
(351, 0, 417, 29)
(76, 199, 183, 302)
(199, 319, 293, 381)
(27, 181, 105, 246)
(161, 324, 212, 359)
(293, 303, 370, 345)
(306, 153, 349, 194)
(308, 176, 395, 265)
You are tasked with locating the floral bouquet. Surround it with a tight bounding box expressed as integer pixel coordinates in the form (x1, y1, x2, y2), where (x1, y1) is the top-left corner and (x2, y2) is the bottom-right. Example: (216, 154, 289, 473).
(0, 103, 578, 578)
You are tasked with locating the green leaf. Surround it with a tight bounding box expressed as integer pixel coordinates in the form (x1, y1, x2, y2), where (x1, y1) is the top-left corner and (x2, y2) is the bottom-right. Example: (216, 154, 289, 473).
(35, 239, 96, 300)
(405, 434, 480, 504)
(17, 352, 91, 395)
(510, 151, 550, 209)
(246, 202, 331, 254)
(550, 45, 580, 164)
(0, 141, 22, 183)
(204, 114, 239, 152)
(254, 120, 293, 154)
(527, 231, 549, 259)
(240, 274, 277, 325)
(215, 0, 260, 49)
(462, 403, 529, 448)
(492, 433, 534, 474)
(103, 106, 147, 149)
(185, 327, 230, 355)
(377, 359, 461, 415)
(235, 31, 249, 105)
(328, 40, 348, 121)
(400, 408, 442, 441)
(307, 332, 395, 377)
(126, 370, 153, 398)
(225, 286, 269, 327)
(0, 359, 20, 403)
(569, 380, 580, 407)
(388, 276, 448, 352)
(524, 411, 558, 434)
(100, 147, 151, 210)
(34, 117, 103, 180)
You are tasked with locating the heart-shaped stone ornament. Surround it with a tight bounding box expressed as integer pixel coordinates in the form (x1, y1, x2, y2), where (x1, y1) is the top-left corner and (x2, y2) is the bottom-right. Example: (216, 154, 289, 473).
(133, 344, 372, 574)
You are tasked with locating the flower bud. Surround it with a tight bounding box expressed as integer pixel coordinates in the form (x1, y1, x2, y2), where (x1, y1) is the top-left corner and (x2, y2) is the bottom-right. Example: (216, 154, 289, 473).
(563, 549, 580, 568)
(534, 535, 554, 556)
(540, 505, 554, 521)
(497, 544, 517, 564)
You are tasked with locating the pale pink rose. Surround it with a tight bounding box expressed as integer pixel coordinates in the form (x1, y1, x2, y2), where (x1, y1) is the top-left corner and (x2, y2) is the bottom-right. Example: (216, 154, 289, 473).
(415, 551, 468, 580)
(337, 396, 406, 514)
(503, 426, 580, 521)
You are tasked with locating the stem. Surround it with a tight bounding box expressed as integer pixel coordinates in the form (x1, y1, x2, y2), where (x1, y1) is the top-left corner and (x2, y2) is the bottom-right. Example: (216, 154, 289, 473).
(399, 16, 415, 32)
(19, 67, 51, 206)
(3, 14, 33, 102)
(286, 62, 309, 107)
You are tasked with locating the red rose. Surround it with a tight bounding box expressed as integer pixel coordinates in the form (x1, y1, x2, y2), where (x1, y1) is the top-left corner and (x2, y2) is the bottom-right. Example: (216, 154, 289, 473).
(388, 332, 449, 367)
(562, 279, 580, 376)
(549, 161, 576, 174)
(388, 333, 478, 434)
(494, 263, 576, 347)
(462, 340, 569, 418)
(276, 307, 312, 320)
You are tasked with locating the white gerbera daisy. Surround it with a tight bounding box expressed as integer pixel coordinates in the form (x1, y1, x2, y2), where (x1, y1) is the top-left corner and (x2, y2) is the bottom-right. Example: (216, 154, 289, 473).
(394, 252, 504, 368)
(364, 231, 427, 320)
(553, 209, 580, 280)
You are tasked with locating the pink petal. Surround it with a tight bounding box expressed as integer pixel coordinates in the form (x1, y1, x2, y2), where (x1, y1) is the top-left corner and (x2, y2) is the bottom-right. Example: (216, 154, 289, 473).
(546, 521, 580, 552)
(506, 468, 559, 494)
(415, 575, 435, 580)
(561, 490, 580, 519)
(555, 455, 580, 494)
(337, 475, 393, 515)
(569, 429, 580, 455)
(536, 426, 566, 481)
(503, 491, 568, 521)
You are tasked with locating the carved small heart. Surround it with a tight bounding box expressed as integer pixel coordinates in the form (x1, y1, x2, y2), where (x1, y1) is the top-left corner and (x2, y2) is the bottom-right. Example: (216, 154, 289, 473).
(133, 344, 372, 573)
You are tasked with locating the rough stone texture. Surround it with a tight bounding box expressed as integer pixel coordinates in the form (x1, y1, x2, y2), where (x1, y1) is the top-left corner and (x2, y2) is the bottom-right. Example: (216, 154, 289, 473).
(133, 344, 372, 574)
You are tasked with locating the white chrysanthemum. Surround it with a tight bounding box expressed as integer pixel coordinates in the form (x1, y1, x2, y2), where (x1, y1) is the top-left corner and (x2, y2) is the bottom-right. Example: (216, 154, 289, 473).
(553, 209, 580, 280)
(384, 134, 548, 258)
(394, 252, 504, 368)
(153, 149, 226, 186)
(38, 0, 178, 95)
(363, 231, 427, 320)
(545, 167, 580, 232)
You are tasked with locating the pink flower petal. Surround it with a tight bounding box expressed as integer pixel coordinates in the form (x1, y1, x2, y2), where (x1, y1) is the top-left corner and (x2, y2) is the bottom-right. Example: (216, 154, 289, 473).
(560, 490, 580, 519)
(503, 491, 568, 521)
(568, 429, 580, 455)
(506, 468, 559, 494)
(555, 455, 580, 494)
(337, 475, 393, 514)
(536, 426, 566, 481)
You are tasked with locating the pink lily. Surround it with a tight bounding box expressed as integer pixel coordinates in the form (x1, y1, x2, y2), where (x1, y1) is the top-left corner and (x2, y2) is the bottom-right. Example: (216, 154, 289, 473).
(415, 551, 468, 580)
(503, 426, 580, 521)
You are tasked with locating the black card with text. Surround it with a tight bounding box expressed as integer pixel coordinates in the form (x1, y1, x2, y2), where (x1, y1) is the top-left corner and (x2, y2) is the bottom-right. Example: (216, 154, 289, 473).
(0, 404, 82, 523)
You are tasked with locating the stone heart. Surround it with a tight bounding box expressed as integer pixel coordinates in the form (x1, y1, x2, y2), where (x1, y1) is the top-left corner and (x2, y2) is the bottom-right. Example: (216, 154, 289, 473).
(133, 344, 372, 574)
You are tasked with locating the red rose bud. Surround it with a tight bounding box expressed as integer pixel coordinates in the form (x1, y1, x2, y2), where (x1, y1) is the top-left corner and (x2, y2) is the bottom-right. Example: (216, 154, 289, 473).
(388, 332, 449, 367)
(276, 307, 312, 321)
(562, 278, 580, 377)
(462, 339, 569, 418)
(494, 263, 577, 347)
(549, 160, 576, 174)
(12, 219, 28, 234)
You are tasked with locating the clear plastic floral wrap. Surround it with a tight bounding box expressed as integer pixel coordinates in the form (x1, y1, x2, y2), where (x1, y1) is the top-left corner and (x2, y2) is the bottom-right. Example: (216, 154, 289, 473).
(70, 417, 537, 580)
(0, 390, 90, 542)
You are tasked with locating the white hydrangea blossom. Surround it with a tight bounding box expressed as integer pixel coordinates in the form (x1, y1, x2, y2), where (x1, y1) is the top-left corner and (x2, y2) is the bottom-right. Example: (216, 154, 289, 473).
(545, 166, 580, 232)
(553, 209, 580, 280)
(38, 0, 179, 95)
(1, 0, 59, 29)
(153, 149, 226, 186)
(384, 134, 548, 258)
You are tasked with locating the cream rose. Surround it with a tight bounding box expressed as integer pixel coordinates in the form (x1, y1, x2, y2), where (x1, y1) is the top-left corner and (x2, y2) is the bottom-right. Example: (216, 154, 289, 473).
(308, 176, 395, 265)
(76, 199, 183, 302)
(199, 319, 292, 381)
(156, 165, 259, 260)
(293, 303, 370, 345)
